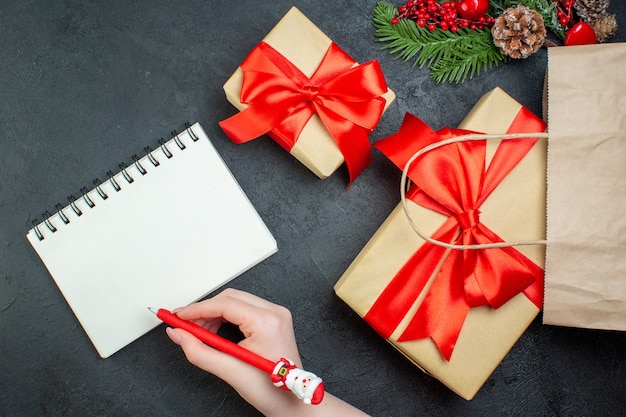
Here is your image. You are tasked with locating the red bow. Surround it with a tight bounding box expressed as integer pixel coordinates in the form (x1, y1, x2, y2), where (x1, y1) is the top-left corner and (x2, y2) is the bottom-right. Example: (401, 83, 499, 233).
(365, 109, 546, 361)
(219, 41, 388, 184)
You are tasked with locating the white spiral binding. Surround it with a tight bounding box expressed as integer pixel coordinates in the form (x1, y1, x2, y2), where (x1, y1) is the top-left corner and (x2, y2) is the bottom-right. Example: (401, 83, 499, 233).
(30, 123, 200, 241)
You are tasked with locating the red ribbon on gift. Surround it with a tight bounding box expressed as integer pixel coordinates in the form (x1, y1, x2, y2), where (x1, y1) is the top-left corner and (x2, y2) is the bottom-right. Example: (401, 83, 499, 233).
(219, 41, 388, 184)
(365, 108, 546, 361)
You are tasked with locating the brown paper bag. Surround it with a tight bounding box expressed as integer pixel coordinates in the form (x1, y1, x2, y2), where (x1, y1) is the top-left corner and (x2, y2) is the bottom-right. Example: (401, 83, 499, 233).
(544, 43, 626, 331)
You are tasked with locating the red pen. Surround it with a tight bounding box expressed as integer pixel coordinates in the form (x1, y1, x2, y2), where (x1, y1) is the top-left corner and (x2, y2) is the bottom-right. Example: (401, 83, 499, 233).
(149, 307, 325, 405)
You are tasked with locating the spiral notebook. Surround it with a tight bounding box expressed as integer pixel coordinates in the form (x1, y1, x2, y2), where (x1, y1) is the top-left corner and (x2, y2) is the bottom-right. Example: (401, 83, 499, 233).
(26, 123, 277, 358)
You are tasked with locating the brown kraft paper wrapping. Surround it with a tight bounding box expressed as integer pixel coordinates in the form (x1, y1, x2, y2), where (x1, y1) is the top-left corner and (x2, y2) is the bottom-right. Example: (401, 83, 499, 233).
(544, 43, 626, 331)
(222, 7, 395, 179)
(334, 87, 546, 400)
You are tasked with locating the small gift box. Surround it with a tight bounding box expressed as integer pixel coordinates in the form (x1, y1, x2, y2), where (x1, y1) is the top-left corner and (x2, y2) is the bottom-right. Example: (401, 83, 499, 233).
(334, 87, 547, 400)
(543, 43, 626, 331)
(220, 7, 395, 183)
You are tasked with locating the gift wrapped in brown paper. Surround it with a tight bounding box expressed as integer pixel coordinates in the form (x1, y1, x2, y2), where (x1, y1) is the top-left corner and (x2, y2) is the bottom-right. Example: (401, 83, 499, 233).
(219, 7, 395, 184)
(334, 87, 547, 400)
(543, 43, 626, 331)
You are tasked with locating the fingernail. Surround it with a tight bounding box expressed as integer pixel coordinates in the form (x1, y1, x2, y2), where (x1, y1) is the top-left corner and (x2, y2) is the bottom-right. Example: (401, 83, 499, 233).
(166, 327, 182, 344)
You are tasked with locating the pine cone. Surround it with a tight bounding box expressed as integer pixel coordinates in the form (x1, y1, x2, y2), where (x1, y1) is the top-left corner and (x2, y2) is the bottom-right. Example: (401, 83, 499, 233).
(491, 6, 546, 59)
(574, 0, 610, 22)
(591, 13, 618, 42)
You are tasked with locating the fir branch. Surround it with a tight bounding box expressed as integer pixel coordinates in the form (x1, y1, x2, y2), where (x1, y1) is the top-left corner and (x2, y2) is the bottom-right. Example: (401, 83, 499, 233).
(373, 1, 507, 84)
(430, 29, 508, 83)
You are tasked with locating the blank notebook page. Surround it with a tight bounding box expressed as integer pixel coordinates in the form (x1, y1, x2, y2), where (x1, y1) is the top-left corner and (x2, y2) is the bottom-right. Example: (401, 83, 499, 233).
(26, 123, 277, 358)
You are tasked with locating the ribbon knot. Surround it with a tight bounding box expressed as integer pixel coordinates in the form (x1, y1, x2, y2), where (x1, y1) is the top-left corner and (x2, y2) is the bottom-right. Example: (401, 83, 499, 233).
(455, 209, 480, 230)
(365, 111, 546, 361)
(219, 41, 389, 184)
(300, 84, 319, 102)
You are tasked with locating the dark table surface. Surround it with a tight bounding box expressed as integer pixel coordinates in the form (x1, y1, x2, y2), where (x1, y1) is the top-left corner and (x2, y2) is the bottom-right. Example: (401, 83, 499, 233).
(2, 1, 625, 416)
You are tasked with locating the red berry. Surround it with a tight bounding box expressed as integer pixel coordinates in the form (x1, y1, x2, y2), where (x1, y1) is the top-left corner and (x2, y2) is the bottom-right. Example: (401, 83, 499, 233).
(398, 0, 493, 33)
(564, 21, 598, 46)
(455, 0, 489, 21)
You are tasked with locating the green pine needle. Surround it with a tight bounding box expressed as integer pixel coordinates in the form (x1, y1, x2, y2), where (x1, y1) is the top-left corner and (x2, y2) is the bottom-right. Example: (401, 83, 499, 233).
(373, 1, 508, 84)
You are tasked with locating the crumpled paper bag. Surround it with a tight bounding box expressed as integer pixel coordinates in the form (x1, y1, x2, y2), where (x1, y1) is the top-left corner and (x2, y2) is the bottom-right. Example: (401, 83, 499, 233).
(544, 43, 626, 331)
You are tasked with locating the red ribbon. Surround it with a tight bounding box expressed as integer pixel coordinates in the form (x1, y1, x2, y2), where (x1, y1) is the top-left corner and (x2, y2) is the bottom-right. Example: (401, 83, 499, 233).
(219, 41, 388, 184)
(365, 108, 546, 361)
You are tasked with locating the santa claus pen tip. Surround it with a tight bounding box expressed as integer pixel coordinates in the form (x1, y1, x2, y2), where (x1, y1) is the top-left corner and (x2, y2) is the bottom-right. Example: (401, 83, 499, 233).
(148, 307, 158, 314)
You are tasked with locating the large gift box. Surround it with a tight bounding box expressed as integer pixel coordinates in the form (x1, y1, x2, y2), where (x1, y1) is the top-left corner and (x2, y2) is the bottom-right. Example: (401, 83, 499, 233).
(334, 87, 547, 400)
(220, 7, 395, 183)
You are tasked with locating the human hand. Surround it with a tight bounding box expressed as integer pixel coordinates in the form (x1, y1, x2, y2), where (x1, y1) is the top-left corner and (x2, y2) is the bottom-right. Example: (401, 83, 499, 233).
(165, 288, 369, 417)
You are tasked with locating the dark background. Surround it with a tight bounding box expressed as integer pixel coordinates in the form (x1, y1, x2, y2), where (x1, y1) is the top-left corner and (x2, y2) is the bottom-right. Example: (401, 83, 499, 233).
(1, 1, 625, 416)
